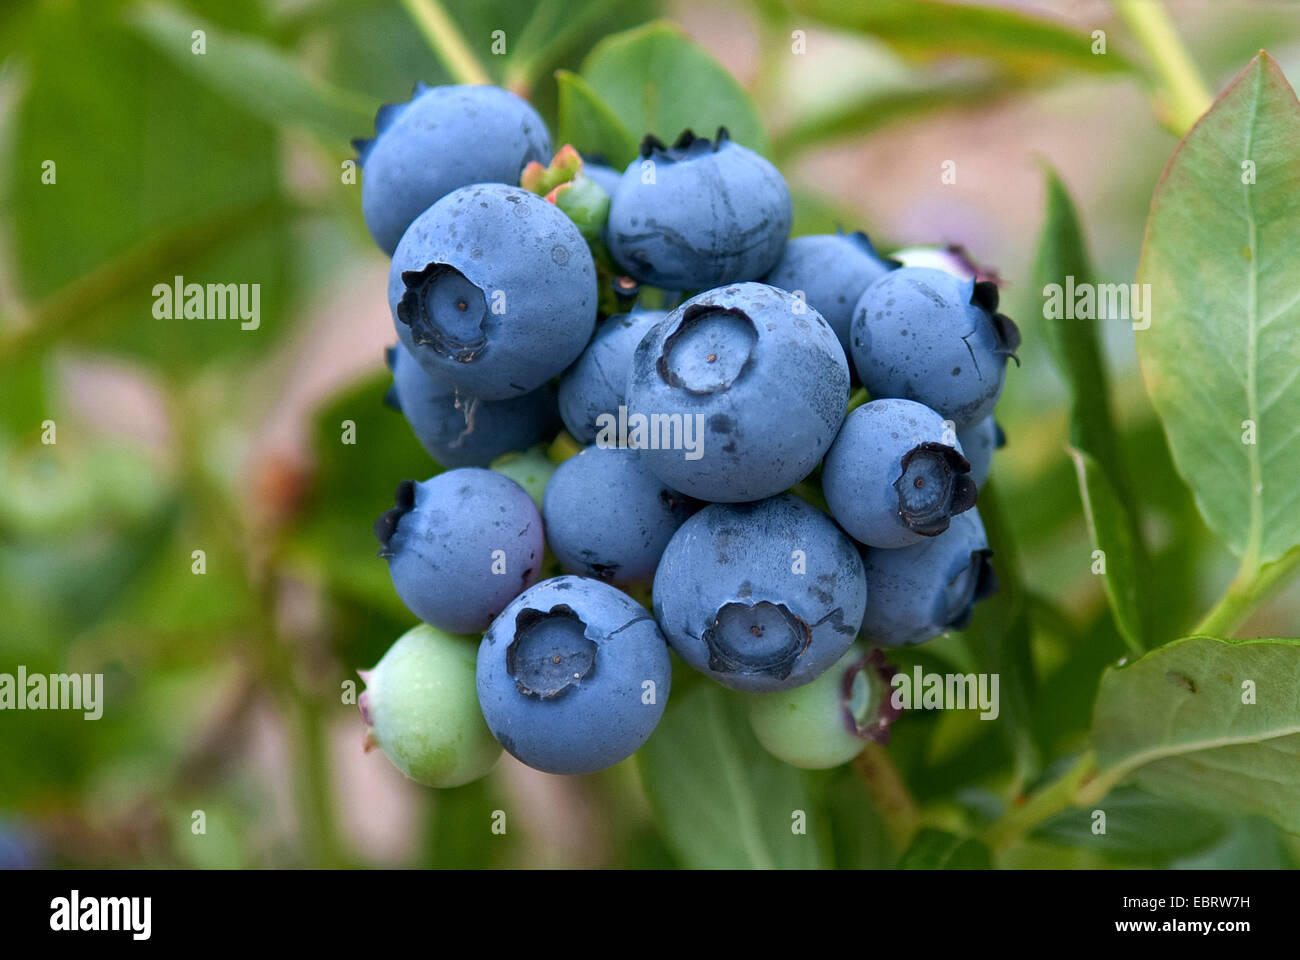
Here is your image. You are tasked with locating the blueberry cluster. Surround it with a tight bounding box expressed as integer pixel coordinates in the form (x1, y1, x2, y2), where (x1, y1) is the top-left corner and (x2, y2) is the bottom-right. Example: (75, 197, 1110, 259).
(352, 84, 1018, 784)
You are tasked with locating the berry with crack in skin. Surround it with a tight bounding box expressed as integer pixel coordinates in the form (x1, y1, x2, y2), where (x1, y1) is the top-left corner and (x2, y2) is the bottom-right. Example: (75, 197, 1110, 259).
(850, 266, 1020, 429)
(748, 644, 900, 769)
(375, 469, 543, 634)
(354, 84, 551, 255)
(389, 183, 596, 401)
(626, 282, 848, 503)
(764, 231, 899, 360)
(542, 445, 700, 585)
(476, 575, 672, 775)
(822, 398, 977, 549)
(860, 508, 998, 647)
(385, 343, 559, 468)
(607, 128, 791, 290)
(653, 495, 866, 693)
(358, 624, 502, 788)
(557, 307, 667, 445)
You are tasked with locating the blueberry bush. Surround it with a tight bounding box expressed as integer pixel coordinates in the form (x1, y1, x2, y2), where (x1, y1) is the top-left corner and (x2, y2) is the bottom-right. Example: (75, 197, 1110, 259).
(1, 0, 1297, 870)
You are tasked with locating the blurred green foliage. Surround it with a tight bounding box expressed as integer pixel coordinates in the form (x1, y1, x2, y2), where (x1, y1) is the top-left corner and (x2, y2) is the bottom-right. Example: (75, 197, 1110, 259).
(1, 0, 1297, 870)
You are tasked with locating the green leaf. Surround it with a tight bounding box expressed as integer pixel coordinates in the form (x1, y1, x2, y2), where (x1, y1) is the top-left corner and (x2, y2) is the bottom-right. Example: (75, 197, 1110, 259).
(426, 776, 511, 869)
(1171, 815, 1296, 869)
(637, 682, 825, 868)
(1069, 448, 1145, 655)
(1033, 785, 1226, 861)
(504, 0, 655, 94)
(811, 767, 895, 868)
(789, 0, 1131, 79)
(897, 828, 991, 869)
(1035, 164, 1150, 651)
(579, 21, 769, 154)
(287, 372, 436, 620)
(775, 76, 1008, 161)
(1135, 53, 1300, 565)
(1, 199, 293, 362)
(555, 70, 639, 169)
(128, 2, 373, 146)
(1035, 166, 1128, 485)
(6, 0, 301, 369)
(1088, 636, 1300, 833)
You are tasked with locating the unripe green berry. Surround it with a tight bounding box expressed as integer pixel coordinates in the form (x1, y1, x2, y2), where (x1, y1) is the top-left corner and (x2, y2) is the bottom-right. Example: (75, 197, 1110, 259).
(490, 442, 558, 509)
(359, 624, 501, 788)
(747, 644, 898, 769)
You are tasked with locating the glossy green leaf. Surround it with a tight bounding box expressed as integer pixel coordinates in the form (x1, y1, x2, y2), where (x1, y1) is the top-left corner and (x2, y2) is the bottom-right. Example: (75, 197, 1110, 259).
(1089, 636, 1300, 832)
(1070, 448, 1145, 654)
(789, 0, 1131, 79)
(128, 2, 374, 147)
(637, 682, 825, 868)
(1136, 54, 1300, 565)
(555, 69, 638, 169)
(580, 21, 768, 154)
(897, 828, 991, 869)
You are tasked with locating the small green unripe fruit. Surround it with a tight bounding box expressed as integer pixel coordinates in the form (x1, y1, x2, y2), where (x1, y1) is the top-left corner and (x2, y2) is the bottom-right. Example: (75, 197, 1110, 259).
(490, 442, 557, 509)
(747, 645, 898, 769)
(359, 624, 501, 788)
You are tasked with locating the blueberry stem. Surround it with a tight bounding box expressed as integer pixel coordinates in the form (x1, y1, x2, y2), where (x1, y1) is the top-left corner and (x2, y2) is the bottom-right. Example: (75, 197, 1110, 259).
(852, 743, 920, 851)
(1192, 545, 1300, 638)
(503, 0, 614, 95)
(981, 751, 1099, 853)
(399, 0, 492, 86)
(1112, 0, 1212, 135)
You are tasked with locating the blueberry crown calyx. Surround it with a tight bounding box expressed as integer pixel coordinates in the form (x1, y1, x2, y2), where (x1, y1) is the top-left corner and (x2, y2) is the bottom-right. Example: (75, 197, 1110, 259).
(969, 279, 1022, 365)
(374, 479, 417, 557)
(638, 126, 732, 160)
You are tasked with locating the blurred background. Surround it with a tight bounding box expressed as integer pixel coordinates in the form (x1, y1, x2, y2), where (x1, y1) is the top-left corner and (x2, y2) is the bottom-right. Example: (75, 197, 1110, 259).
(1, 0, 1297, 869)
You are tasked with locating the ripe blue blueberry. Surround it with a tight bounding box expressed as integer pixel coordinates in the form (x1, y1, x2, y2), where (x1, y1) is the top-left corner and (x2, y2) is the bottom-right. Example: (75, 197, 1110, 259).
(476, 575, 672, 775)
(822, 398, 977, 548)
(355, 83, 551, 255)
(850, 266, 1020, 429)
(625, 282, 848, 503)
(359, 624, 502, 787)
(747, 644, 899, 768)
(386, 343, 559, 468)
(861, 509, 998, 646)
(957, 415, 1004, 490)
(375, 469, 543, 633)
(389, 183, 597, 400)
(764, 232, 899, 359)
(653, 495, 866, 692)
(557, 307, 667, 445)
(542, 445, 699, 585)
(607, 129, 791, 290)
